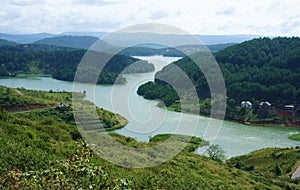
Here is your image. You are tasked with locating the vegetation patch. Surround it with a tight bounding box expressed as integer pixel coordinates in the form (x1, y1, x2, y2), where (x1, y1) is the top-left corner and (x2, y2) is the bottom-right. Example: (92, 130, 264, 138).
(289, 134, 300, 141)
(138, 37, 300, 125)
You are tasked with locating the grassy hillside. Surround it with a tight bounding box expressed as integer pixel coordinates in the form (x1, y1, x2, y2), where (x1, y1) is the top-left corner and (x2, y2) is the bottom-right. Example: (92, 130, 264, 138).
(0, 85, 76, 111)
(0, 86, 299, 189)
(0, 116, 299, 189)
(227, 147, 300, 179)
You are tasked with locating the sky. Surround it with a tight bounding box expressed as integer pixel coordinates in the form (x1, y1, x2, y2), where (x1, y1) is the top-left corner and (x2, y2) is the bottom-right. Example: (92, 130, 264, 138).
(0, 0, 299, 36)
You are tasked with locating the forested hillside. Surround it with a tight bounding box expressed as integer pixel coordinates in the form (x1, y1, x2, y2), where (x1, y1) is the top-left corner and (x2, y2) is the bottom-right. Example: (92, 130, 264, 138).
(0, 39, 17, 46)
(0, 44, 154, 84)
(34, 35, 110, 49)
(138, 37, 300, 124)
(119, 43, 234, 57)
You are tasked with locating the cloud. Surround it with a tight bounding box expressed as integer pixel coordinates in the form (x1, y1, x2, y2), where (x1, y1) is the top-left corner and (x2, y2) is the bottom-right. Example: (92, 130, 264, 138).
(0, 0, 300, 36)
(280, 17, 300, 34)
(149, 11, 169, 20)
(72, 0, 115, 6)
(9, 0, 45, 6)
(216, 7, 235, 16)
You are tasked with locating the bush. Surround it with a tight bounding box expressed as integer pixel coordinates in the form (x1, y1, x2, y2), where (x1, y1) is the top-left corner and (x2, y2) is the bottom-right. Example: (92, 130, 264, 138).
(0, 143, 133, 189)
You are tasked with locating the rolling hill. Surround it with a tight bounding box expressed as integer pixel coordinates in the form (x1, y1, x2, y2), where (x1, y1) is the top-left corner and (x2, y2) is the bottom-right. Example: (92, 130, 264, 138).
(0, 86, 299, 189)
(0, 39, 18, 46)
(137, 37, 300, 124)
(34, 35, 109, 49)
(0, 44, 154, 84)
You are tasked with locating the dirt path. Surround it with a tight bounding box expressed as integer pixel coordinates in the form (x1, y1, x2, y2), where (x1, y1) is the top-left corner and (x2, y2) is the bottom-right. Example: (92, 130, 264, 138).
(10, 104, 57, 114)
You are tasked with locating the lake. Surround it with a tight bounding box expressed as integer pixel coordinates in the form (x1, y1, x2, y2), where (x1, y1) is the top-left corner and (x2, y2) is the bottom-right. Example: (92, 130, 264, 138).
(0, 55, 299, 158)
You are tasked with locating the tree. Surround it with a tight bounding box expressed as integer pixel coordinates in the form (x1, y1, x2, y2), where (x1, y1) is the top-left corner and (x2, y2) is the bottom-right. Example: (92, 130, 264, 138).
(0, 108, 10, 121)
(206, 144, 226, 162)
(274, 165, 281, 176)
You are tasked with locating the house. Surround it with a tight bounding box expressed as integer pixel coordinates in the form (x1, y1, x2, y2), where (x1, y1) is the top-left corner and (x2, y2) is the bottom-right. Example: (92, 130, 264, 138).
(259, 101, 271, 109)
(241, 101, 252, 109)
(284, 105, 294, 113)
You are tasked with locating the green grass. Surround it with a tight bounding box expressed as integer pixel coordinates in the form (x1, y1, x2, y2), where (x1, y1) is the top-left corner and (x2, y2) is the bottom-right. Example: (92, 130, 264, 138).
(0, 85, 83, 112)
(15, 74, 51, 78)
(1, 86, 300, 189)
(289, 134, 300, 141)
(1, 109, 299, 189)
(227, 147, 300, 179)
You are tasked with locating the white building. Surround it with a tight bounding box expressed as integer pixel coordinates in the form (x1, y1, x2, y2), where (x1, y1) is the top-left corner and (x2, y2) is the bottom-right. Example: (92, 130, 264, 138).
(241, 101, 252, 109)
(259, 101, 271, 109)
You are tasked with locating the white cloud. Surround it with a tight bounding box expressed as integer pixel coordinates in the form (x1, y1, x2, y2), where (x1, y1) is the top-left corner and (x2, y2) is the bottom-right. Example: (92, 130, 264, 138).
(72, 0, 116, 6)
(216, 7, 236, 16)
(7, 0, 45, 6)
(0, 0, 299, 36)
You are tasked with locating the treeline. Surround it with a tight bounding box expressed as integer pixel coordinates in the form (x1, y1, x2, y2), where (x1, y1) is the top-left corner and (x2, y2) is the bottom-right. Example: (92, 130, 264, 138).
(138, 37, 300, 120)
(216, 37, 300, 103)
(0, 44, 154, 84)
(34, 35, 100, 49)
(119, 43, 234, 57)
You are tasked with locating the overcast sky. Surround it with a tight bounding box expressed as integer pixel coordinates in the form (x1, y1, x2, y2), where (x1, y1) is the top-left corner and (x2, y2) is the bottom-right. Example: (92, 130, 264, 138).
(1, 0, 299, 36)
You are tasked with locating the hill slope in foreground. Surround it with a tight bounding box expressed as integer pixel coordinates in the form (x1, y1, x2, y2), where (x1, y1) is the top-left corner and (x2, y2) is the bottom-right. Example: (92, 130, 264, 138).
(0, 86, 299, 189)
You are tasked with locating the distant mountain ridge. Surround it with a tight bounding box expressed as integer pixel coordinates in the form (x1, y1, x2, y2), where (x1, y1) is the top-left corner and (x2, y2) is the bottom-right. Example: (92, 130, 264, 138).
(0, 32, 56, 44)
(0, 32, 260, 45)
(0, 39, 17, 46)
(34, 35, 107, 50)
(119, 43, 235, 57)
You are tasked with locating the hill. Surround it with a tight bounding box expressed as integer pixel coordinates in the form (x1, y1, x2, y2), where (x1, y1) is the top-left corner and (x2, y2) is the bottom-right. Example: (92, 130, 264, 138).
(34, 35, 110, 49)
(227, 147, 300, 179)
(119, 43, 234, 57)
(0, 44, 154, 84)
(137, 37, 300, 124)
(0, 32, 56, 44)
(0, 39, 17, 46)
(196, 34, 261, 44)
(0, 86, 299, 189)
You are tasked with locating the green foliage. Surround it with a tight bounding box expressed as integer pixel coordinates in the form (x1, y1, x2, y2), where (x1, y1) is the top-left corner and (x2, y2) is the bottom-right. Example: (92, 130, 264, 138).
(0, 86, 48, 111)
(288, 134, 300, 141)
(137, 37, 300, 124)
(96, 135, 299, 189)
(119, 43, 234, 57)
(0, 109, 299, 189)
(137, 81, 179, 106)
(0, 108, 10, 121)
(227, 147, 300, 178)
(207, 144, 226, 162)
(0, 143, 132, 190)
(215, 37, 300, 69)
(1, 85, 299, 189)
(0, 85, 80, 111)
(0, 44, 154, 84)
(0, 39, 18, 46)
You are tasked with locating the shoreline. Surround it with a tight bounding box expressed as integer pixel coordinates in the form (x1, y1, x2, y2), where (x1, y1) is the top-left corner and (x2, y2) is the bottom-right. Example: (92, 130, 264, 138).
(161, 104, 300, 129)
(245, 121, 300, 128)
